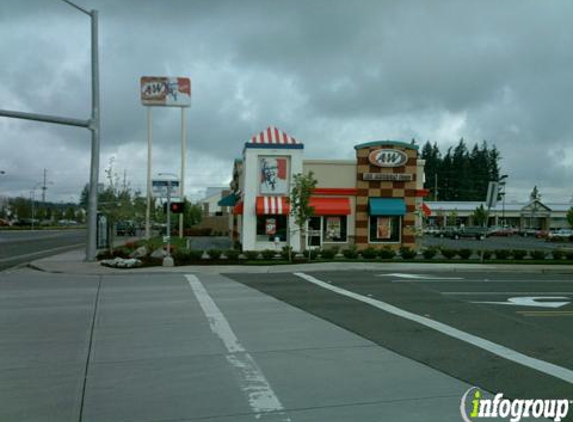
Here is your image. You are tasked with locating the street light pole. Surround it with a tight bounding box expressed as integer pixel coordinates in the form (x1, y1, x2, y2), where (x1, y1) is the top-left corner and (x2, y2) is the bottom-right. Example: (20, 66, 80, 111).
(0, 1, 100, 261)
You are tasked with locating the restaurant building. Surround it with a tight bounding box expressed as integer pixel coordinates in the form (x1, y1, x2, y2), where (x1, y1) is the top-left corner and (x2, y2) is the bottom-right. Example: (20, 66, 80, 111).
(219, 127, 428, 251)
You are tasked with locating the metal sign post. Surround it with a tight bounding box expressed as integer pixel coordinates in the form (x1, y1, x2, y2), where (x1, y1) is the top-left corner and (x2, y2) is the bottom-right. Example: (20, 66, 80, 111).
(141, 77, 191, 241)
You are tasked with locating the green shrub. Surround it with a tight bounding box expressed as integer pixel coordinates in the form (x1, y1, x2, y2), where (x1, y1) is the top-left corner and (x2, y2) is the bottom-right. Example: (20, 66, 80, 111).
(224, 249, 240, 260)
(320, 248, 337, 259)
(400, 247, 417, 259)
(458, 249, 473, 260)
(261, 249, 277, 260)
(422, 247, 438, 260)
(494, 249, 510, 260)
(173, 249, 203, 265)
(342, 246, 359, 259)
(305, 249, 319, 260)
(512, 249, 528, 260)
(244, 250, 260, 260)
(279, 245, 292, 260)
(378, 246, 396, 259)
(441, 248, 457, 259)
(233, 240, 242, 251)
(565, 251, 573, 261)
(530, 250, 546, 260)
(552, 249, 565, 260)
(481, 250, 492, 260)
(361, 247, 378, 259)
(208, 249, 222, 260)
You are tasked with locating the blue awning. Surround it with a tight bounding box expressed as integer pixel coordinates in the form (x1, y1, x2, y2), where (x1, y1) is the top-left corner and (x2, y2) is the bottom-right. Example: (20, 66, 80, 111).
(218, 193, 238, 207)
(369, 198, 406, 216)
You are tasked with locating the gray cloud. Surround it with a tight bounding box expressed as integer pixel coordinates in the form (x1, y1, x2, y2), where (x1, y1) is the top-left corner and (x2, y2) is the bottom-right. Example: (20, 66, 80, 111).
(1, 0, 572, 204)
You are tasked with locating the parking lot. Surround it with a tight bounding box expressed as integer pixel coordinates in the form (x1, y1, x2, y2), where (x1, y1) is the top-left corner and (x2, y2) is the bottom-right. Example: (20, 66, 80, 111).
(422, 233, 570, 251)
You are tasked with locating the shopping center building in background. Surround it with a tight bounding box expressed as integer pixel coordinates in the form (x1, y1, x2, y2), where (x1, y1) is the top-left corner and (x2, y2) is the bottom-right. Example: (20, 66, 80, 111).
(218, 127, 428, 251)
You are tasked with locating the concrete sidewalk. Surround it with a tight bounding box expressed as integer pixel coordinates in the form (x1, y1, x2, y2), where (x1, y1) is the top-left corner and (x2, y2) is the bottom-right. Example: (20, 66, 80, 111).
(29, 248, 573, 275)
(0, 270, 488, 421)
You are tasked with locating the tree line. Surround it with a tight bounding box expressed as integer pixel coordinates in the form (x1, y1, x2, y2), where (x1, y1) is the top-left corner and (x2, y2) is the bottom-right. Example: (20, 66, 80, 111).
(421, 139, 502, 201)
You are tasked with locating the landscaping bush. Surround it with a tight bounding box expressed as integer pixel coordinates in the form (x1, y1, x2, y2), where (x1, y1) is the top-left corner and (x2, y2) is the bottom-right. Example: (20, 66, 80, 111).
(320, 248, 337, 259)
(173, 249, 203, 265)
(244, 250, 260, 260)
(399, 247, 417, 260)
(224, 249, 240, 260)
(233, 240, 242, 251)
(361, 247, 378, 259)
(280, 245, 293, 261)
(441, 248, 457, 259)
(261, 249, 277, 260)
(530, 250, 547, 260)
(458, 249, 473, 260)
(511, 249, 528, 260)
(305, 249, 319, 260)
(342, 246, 359, 259)
(422, 247, 438, 260)
(565, 251, 573, 261)
(494, 249, 510, 260)
(552, 249, 565, 260)
(207, 249, 222, 260)
(378, 246, 396, 259)
(481, 250, 492, 260)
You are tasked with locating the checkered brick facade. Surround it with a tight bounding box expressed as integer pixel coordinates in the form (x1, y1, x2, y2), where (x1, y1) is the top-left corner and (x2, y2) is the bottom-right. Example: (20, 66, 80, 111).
(355, 144, 419, 250)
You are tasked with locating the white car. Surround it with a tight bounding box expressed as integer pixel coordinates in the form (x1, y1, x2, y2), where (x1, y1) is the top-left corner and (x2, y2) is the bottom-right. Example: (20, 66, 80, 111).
(547, 229, 573, 241)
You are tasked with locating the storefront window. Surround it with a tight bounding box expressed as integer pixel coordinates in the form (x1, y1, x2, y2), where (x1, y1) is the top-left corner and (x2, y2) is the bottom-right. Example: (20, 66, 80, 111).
(323, 216, 348, 243)
(256, 215, 287, 242)
(369, 215, 401, 243)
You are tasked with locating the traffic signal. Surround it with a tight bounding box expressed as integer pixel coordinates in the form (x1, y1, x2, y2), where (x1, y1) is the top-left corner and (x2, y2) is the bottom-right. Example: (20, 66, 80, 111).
(169, 202, 185, 214)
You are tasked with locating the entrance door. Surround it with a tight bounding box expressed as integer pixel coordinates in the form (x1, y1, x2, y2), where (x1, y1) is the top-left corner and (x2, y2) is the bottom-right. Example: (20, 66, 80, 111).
(308, 217, 322, 249)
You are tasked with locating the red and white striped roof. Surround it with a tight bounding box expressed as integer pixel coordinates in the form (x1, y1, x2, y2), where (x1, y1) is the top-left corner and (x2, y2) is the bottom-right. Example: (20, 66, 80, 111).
(256, 196, 290, 215)
(249, 126, 300, 145)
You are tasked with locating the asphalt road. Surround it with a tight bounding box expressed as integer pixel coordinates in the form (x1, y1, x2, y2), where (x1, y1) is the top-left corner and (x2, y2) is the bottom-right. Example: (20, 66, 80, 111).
(227, 270, 573, 411)
(0, 229, 85, 271)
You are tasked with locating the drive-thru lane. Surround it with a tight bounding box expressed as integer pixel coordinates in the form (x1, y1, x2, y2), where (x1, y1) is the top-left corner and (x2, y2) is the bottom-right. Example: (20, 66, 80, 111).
(227, 270, 573, 407)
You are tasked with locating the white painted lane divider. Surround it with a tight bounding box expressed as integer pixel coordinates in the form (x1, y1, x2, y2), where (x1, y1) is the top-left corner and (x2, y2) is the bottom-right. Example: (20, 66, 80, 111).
(186, 275, 291, 421)
(294, 272, 573, 384)
(472, 296, 571, 309)
(377, 273, 464, 280)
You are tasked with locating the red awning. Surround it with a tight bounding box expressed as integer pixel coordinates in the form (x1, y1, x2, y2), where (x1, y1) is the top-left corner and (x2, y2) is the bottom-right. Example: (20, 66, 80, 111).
(233, 202, 244, 215)
(256, 196, 290, 215)
(310, 197, 351, 216)
(421, 202, 431, 217)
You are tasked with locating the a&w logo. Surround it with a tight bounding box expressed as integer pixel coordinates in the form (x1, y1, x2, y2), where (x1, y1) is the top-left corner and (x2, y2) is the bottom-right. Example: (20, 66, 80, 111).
(460, 387, 570, 422)
(368, 149, 408, 168)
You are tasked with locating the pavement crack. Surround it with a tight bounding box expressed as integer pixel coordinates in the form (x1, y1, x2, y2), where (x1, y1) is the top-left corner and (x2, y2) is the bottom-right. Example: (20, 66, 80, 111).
(78, 275, 102, 422)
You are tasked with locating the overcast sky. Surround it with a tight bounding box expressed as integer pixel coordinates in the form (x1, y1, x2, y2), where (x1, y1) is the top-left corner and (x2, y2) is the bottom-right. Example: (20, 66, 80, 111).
(1, 0, 572, 204)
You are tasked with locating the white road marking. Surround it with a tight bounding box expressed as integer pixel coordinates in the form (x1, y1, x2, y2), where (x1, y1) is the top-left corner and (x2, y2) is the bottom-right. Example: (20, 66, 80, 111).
(472, 296, 570, 309)
(294, 272, 573, 384)
(186, 275, 291, 421)
(377, 273, 464, 280)
(391, 279, 573, 283)
(442, 292, 573, 295)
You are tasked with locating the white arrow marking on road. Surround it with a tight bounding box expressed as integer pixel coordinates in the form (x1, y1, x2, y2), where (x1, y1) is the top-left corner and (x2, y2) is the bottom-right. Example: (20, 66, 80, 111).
(472, 296, 571, 309)
(377, 273, 464, 280)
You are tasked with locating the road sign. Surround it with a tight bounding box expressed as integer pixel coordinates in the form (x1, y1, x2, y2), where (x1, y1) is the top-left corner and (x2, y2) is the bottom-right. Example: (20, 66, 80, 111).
(152, 179, 179, 197)
(486, 181, 499, 208)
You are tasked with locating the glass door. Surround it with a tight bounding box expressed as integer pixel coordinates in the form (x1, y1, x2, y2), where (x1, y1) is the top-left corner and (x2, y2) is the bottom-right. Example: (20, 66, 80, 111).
(308, 217, 322, 249)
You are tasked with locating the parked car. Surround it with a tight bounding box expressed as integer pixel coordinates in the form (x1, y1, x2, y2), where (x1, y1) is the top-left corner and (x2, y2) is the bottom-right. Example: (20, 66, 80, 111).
(547, 229, 573, 241)
(519, 228, 538, 237)
(490, 226, 515, 236)
(116, 221, 137, 236)
(449, 226, 490, 240)
(0, 218, 11, 227)
(423, 226, 440, 235)
(435, 226, 458, 238)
